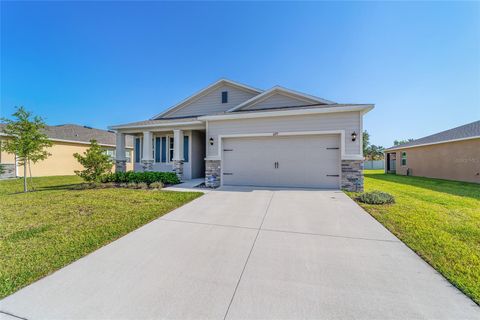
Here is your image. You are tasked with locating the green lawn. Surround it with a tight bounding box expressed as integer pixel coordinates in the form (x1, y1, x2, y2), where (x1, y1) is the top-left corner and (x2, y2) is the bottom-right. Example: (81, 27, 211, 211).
(0, 176, 203, 298)
(349, 170, 480, 304)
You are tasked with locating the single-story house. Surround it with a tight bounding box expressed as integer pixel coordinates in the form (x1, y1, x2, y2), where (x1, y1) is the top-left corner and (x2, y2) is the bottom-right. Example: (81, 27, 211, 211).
(0, 124, 134, 179)
(384, 120, 480, 183)
(110, 79, 373, 191)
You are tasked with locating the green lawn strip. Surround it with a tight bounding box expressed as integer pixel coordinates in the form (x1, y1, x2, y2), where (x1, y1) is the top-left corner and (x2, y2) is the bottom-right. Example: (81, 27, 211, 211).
(347, 171, 480, 304)
(0, 176, 203, 298)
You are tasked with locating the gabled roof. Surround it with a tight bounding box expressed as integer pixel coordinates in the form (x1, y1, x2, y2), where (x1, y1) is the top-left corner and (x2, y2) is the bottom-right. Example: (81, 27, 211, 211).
(227, 86, 336, 112)
(151, 79, 263, 119)
(385, 120, 480, 151)
(0, 123, 133, 147)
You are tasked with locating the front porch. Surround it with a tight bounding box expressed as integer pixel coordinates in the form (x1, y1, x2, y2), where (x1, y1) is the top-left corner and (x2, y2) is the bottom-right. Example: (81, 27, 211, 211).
(114, 123, 206, 181)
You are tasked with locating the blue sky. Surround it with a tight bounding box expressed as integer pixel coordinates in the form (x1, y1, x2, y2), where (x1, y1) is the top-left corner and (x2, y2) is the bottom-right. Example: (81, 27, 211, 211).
(1, 1, 479, 147)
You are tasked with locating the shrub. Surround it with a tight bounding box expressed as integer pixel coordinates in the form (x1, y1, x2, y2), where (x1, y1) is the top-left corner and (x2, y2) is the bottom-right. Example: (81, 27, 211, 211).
(357, 191, 395, 205)
(149, 181, 163, 189)
(127, 182, 138, 189)
(101, 171, 180, 185)
(74, 140, 113, 182)
(137, 182, 148, 189)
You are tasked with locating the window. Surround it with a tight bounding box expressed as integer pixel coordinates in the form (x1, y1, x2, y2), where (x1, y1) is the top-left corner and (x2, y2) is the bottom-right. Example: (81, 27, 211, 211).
(401, 152, 407, 166)
(155, 137, 161, 162)
(125, 151, 131, 163)
(221, 91, 228, 103)
(161, 137, 167, 162)
(169, 137, 174, 161)
(183, 136, 189, 162)
(105, 149, 115, 160)
(135, 138, 141, 163)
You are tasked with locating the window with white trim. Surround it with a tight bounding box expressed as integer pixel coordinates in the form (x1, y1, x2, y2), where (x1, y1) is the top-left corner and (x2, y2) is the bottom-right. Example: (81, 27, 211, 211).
(401, 152, 407, 166)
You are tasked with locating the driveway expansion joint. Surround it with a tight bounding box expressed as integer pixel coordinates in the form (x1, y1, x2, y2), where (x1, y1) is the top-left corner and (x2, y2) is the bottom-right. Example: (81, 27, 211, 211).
(223, 191, 276, 320)
(0, 310, 28, 320)
(160, 218, 258, 231)
(260, 228, 401, 243)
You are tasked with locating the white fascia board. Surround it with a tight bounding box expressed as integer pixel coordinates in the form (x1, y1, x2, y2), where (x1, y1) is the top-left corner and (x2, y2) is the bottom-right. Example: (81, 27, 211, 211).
(109, 120, 205, 130)
(151, 79, 263, 120)
(227, 86, 335, 112)
(201, 105, 374, 121)
(385, 136, 480, 152)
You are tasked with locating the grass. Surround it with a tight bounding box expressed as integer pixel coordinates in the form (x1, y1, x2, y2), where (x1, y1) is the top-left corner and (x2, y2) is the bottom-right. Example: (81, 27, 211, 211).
(0, 176, 203, 298)
(348, 170, 480, 304)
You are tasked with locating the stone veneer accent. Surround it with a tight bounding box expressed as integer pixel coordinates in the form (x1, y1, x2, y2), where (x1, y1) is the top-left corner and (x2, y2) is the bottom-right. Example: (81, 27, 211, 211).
(0, 164, 16, 179)
(205, 160, 221, 188)
(341, 160, 364, 192)
(173, 160, 184, 180)
(141, 159, 154, 172)
(115, 159, 127, 173)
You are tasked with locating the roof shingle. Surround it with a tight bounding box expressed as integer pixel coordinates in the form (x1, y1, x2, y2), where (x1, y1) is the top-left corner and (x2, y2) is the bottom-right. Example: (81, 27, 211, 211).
(386, 120, 480, 150)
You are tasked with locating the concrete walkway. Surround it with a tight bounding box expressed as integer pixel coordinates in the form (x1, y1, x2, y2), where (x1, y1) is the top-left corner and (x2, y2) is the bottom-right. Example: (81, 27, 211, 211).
(1, 187, 479, 319)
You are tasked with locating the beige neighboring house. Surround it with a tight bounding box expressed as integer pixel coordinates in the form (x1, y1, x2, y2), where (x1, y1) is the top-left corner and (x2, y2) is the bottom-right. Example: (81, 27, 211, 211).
(0, 124, 134, 179)
(384, 120, 480, 183)
(109, 79, 374, 191)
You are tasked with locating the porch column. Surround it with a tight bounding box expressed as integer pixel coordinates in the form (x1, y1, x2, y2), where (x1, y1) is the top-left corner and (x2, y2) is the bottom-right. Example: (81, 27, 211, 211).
(115, 132, 126, 173)
(172, 129, 184, 180)
(141, 131, 154, 171)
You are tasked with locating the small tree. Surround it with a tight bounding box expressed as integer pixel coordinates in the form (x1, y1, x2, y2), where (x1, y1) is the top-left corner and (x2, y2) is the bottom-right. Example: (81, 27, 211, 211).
(74, 140, 113, 182)
(0, 164, 4, 175)
(1, 107, 52, 192)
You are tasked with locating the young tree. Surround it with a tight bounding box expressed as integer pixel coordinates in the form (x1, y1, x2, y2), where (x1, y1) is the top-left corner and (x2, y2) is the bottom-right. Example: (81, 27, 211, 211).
(0, 107, 52, 192)
(0, 164, 4, 176)
(73, 140, 113, 182)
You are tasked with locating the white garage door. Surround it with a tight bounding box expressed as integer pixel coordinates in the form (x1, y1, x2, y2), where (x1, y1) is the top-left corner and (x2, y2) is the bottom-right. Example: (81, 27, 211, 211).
(222, 134, 340, 188)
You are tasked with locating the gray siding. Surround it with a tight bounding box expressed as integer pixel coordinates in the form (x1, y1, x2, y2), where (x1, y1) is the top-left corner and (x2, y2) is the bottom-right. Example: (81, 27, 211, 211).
(242, 93, 313, 111)
(207, 111, 361, 157)
(163, 85, 258, 118)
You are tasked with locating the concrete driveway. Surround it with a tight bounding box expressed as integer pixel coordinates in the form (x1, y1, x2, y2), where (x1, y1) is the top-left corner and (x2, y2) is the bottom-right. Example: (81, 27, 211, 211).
(1, 187, 479, 320)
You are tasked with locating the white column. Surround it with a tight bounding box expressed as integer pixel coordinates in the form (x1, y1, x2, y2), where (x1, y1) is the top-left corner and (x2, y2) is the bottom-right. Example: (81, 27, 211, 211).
(142, 131, 153, 161)
(115, 132, 126, 161)
(173, 129, 184, 161)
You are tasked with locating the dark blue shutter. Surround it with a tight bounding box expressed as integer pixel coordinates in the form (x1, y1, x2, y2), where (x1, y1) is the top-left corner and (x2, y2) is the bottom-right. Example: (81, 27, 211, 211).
(183, 136, 189, 162)
(135, 138, 141, 163)
(155, 137, 161, 162)
(161, 137, 167, 162)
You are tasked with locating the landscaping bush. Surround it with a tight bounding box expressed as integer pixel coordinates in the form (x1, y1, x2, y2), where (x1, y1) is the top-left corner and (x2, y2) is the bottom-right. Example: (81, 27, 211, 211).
(149, 181, 163, 189)
(137, 182, 149, 189)
(357, 191, 395, 205)
(101, 171, 180, 185)
(127, 182, 138, 189)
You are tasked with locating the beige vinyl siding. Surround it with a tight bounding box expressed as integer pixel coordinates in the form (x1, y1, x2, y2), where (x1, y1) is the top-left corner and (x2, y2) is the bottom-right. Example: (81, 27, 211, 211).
(207, 111, 361, 157)
(0, 137, 16, 164)
(15, 141, 133, 177)
(242, 93, 314, 111)
(163, 85, 258, 118)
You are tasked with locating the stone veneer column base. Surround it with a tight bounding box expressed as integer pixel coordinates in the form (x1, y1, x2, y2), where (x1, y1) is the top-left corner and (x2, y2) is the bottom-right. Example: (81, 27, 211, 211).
(115, 159, 127, 173)
(173, 160, 184, 180)
(341, 160, 364, 192)
(205, 160, 221, 188)
(141, 159, 154, 172)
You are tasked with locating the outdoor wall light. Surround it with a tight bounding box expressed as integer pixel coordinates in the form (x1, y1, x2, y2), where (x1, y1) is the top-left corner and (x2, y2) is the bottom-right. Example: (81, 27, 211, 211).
(209, 137, 214, 146)
(351, 131, 357, 142)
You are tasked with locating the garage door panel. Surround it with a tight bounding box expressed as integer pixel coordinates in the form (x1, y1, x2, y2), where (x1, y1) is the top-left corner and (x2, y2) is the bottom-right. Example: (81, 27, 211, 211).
(222, 135, 340, 189)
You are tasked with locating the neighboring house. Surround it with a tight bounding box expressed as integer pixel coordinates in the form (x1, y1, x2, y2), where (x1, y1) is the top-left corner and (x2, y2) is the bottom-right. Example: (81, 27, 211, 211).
(0, 124, 134, 178)
(110, 79, 373, 191)
(384, 120, 480, 183)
